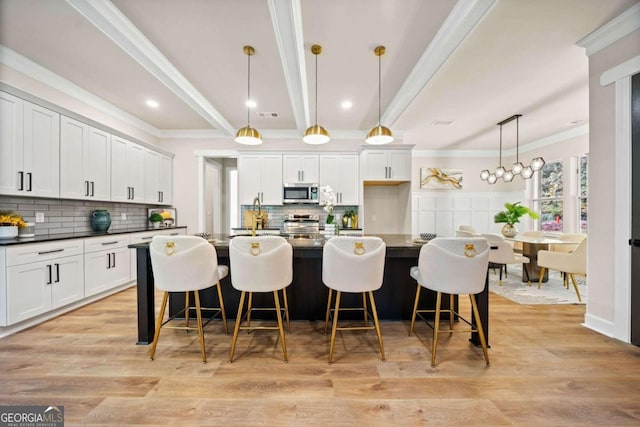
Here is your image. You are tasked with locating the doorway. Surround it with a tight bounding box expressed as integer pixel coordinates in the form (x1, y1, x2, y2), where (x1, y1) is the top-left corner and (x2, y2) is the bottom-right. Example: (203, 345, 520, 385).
(631, 72, 640, 346)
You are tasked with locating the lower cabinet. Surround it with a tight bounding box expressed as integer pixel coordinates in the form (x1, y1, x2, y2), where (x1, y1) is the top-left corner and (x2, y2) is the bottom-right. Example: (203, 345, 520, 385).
(84, 235, 130, 297)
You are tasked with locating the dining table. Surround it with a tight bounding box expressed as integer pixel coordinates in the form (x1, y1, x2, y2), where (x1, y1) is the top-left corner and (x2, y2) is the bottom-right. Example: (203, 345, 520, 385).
(506, 235, 578, 282)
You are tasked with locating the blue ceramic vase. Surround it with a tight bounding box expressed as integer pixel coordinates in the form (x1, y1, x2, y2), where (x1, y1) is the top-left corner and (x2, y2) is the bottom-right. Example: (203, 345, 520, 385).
(91, 210, 111, 232)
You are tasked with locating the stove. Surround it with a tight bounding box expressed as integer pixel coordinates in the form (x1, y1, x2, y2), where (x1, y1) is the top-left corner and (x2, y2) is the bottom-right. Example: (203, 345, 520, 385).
(282, 214, 320, 237)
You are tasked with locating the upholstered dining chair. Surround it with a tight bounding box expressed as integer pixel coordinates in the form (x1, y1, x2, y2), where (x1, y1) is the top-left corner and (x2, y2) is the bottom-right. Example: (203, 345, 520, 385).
(482, 233, 531, 286)
(149, 235, 228, 363)
(228, 236, 293, 363)
(323, 236, 386, 364)
(409, 237, 490, 367)
(537, 238, 587, 302)
(550, 233, 586, 288)
(456, 230, 477, 237)
(458, 225, 477, 235)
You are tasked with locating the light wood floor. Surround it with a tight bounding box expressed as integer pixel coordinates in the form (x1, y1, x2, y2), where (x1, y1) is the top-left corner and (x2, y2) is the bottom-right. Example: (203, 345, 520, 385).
(1, 287, 640, 426)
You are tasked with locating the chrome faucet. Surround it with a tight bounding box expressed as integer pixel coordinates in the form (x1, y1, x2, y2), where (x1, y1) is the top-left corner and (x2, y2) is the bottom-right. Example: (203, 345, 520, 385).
(251, 195, 263, 236)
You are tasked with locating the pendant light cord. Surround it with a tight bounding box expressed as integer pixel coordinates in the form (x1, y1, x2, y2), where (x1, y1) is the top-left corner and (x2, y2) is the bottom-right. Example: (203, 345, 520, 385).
(314, 52, 318, 124)
(247, 52, 251, 126)
(516, 115, 519, 162)
(378, 53, 382, 125)
(499, 123, 503, 167)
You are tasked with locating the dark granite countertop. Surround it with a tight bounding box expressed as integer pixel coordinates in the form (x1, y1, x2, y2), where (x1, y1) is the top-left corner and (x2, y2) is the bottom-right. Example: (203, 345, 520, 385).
(0, 226, 188, 247)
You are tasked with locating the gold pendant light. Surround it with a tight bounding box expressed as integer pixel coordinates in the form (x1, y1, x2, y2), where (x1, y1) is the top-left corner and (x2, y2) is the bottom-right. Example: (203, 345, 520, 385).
(235, 45, 262, 145)
(303, 44, 330, 145)
(366, 45, 393, 145)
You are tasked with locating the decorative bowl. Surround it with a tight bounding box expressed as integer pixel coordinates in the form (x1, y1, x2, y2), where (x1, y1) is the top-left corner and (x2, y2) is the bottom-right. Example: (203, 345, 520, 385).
(420, 232, 437, 241)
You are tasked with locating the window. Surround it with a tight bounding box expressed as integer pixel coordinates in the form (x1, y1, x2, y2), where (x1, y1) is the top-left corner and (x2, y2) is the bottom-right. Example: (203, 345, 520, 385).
(579, 155, 588, 233)
(534, 161, 563, 231)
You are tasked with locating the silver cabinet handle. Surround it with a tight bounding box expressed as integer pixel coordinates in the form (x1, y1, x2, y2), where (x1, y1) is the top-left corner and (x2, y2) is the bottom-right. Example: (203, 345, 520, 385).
(301, 170, 304, 182)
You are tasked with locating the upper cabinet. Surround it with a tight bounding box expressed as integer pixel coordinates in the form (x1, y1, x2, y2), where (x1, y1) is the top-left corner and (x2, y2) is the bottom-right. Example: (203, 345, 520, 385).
(111, 136, 145, 203)
(238, 154, 283, 205)
(144, 149, 172, 205)
(319, 154, 359, 205)
(0, 92, 59, 197)
(283, 154, 319, 184)
(361, 148, 412, 182)
(60, 116, 111, 201)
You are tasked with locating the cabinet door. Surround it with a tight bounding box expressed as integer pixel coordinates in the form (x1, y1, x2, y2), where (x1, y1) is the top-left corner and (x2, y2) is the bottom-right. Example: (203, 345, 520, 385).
(362, 150, 387, 180)
(87, 127, 111, 200)
(388, 150, 411, 181)
(337, 155, 359, 205)
(51, 255, 84, 309)
(23, 101, 60, 197)
(7, 261, 51, 324)
(144, 149, 159, 203)
(128, 143, 145, 202)
(110, 136, 129, 202)
(157, 154, 172, 205)
(260, 155, 283, 205)
(60, 116, 89, 199)
(300, 155, 319, 183)
(238, 156, 263, 205)
(282, 155, 301, 183)
(0, 92, 23, 195)
(84, 248, 129, 297)
(319, 155, 340, 205)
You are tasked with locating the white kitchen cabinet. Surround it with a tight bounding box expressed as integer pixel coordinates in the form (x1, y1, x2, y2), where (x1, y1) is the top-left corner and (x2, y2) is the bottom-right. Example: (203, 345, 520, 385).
(0, 92, 59, 197)
(129, 228, 186, 281)
(144, 150, 173, 205)
(111, 136, 145, 202)
(361, 149, 411, 181)
(60, 116, 111, 200)
(3, 240, 84, 326)
(84, 235, 130, 297)
(238, 154, 283, 205)
(319, 154, 359, 205)
(283, 154, 319, 183)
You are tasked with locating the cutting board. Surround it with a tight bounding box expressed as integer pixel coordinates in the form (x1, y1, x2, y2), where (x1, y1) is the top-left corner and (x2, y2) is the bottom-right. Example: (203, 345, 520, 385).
(243, 210, 268, 228)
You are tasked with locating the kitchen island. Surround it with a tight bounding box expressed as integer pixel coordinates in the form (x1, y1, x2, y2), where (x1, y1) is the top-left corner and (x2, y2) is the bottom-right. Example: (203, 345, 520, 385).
(130, 234, 489, 347)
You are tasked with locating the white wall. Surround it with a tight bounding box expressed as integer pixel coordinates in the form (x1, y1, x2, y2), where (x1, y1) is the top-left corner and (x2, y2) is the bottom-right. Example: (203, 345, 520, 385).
(585, 28, 640, 340)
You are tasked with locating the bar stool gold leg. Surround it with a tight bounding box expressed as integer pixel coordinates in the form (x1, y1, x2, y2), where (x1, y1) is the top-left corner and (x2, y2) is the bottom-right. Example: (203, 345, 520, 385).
(215, 281, 228, 334)
(469, 294, 490, 366)
(409, 284, 421, 336)
(324, 288, 333, 335)
(150, 292, 169, 360)
(229, 291, 246, 363)
(184, 291, 190, 329)
(368, 291, 385, 361)
(282, 287, 291, 333)
(246, 292, 253, 331)
(569, 273, 582, 302)
(273, 290, 288, 362)
(431, 292, 442, 367)
(449, 293, 454, 333)
(538, 267, 546, 289)
(194, 291, 206, 363)
(328, 291, 342, 364)
(362, 293, 369, 326)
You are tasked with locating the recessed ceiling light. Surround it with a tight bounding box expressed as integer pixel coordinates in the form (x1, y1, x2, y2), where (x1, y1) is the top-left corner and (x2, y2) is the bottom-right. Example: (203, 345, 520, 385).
(567, 119, 583, 125)
(246, 99, 257, 108)
(145, 99, 159, 109)
(341, 100, 353, 110)
(431, 120, 454, 125)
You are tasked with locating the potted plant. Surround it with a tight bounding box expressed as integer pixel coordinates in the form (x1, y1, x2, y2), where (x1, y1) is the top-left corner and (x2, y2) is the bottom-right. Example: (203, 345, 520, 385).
(0, 211, 26, 239)
(149, 212, 163, 229)
(494, 202, 540, 237)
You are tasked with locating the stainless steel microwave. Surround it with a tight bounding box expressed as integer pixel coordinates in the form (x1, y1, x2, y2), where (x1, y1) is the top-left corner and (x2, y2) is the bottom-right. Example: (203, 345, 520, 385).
(283, 183, 319, 204)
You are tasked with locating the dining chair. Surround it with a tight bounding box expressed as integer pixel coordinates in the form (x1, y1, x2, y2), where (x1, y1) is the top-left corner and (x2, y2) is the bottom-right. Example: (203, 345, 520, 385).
(482, 233, 531, 286)
(550, 233, 586, 288)
(228, 236, 293, 362)
(409, 237, 490, 367)
(149, 235, 228, 363)
(537, 238, 587, 302)
(458, 225, 477, 234)
(323, 236, 386, 364)
(456, 230, 477, 237)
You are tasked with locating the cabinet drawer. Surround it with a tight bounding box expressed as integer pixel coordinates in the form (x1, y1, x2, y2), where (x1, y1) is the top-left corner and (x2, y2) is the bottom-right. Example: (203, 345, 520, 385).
(130, 229, 185, 245)
(6, 240, 84, 267)
(84, 235, 129, 253)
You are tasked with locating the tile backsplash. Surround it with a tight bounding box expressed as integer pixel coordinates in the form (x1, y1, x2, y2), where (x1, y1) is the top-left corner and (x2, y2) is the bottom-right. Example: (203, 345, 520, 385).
(240, 204, 358, 229)
(0, 195, 165, 236)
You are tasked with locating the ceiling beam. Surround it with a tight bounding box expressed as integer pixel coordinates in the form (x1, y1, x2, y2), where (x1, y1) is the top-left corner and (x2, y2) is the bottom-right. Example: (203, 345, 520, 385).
(268, 0, 310, 131)
(66, 0, 236, 135)
(382, 0, 496, 127)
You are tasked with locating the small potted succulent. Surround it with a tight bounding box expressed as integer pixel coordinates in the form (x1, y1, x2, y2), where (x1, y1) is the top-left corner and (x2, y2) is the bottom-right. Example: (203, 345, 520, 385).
(494, 202, 539, 237)
(149, 212, 164, 229)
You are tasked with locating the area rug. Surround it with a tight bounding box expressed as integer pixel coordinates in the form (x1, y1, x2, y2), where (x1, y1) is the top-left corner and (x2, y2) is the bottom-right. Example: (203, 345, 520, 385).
(488, 266, 586, 305)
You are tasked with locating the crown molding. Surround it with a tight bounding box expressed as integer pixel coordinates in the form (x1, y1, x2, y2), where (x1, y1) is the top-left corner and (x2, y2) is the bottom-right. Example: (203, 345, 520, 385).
(382, 0, 497, 126)
(577, 3, 640, 57)
(0, 45, 162, 137)
(268, 0, 309, 131)
(413, 124, 589, 158)
(66, 0, 235, 135)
